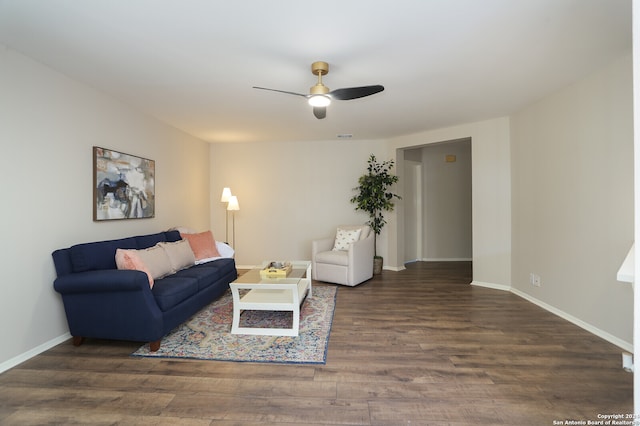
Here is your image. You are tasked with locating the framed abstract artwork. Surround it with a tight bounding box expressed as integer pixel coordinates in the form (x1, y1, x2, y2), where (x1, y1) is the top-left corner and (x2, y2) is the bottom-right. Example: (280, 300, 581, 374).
(93, 146, 155, 221)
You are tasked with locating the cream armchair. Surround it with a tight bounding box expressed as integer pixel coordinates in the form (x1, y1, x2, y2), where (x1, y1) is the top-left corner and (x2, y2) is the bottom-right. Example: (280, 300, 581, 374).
(311, 225, 375, 286)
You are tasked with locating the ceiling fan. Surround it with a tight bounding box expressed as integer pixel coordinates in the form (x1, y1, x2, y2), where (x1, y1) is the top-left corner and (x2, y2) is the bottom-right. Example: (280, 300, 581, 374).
(253, 61, 384, 119)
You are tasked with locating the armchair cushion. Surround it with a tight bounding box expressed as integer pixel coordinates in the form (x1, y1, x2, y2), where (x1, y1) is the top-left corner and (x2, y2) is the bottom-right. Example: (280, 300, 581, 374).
(315, 249, 349, 266)
(333, 227, 362, 251)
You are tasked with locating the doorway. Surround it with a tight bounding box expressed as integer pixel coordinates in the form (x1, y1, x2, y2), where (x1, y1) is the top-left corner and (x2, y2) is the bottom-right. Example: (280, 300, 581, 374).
(402, 138, 472, 264)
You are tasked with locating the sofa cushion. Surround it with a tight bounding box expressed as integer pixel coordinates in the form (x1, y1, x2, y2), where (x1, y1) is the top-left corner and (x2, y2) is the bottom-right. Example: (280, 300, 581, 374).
(151, 275, 199, 312)
(196, 257, 236, 274)
(315, 249, 349, 266)
(70, 237, 138, 272)
(158, 240, 195, 272)
(333, 227, 362, 251)
(173, 264, 218, 291)
(164, 230, 182, 243)
(180, 231, 221, 260)
(177, 258, 235, 291)
(135, 232, 167, 249)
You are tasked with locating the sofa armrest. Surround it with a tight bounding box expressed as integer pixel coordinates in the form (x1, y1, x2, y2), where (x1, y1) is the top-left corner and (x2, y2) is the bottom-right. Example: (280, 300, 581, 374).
(54, 269, 150, 295)
(53, 269, 164, 343)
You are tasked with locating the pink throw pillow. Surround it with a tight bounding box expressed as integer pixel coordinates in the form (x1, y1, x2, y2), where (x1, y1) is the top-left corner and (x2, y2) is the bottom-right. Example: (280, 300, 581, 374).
(115, 248, 154, 288)
(180, 231, 221, 260)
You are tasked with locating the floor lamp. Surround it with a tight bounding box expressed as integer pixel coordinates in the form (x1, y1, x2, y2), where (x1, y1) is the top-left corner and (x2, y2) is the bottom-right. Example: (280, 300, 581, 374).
(227, 195, 240, 248)
(220, 187, 232, 243)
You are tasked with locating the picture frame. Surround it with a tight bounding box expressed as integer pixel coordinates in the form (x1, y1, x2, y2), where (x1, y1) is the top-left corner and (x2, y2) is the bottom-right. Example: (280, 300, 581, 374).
(93, 146, 155, 221)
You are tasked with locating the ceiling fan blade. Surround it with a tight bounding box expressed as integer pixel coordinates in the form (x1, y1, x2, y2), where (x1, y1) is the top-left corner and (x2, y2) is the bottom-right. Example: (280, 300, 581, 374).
(253, 86, 308, 98)
(329, 85, 384, 100)
(313, 106, 326, 119)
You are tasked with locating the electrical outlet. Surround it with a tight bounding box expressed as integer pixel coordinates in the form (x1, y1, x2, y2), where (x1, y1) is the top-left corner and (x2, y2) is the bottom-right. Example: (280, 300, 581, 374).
(533, 275, 541, 287)
(530, 273, 541, 287)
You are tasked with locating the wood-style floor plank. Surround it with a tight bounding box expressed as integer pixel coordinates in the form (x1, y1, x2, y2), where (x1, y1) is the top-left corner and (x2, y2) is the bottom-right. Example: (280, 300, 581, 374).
(0, 261, 632, 425)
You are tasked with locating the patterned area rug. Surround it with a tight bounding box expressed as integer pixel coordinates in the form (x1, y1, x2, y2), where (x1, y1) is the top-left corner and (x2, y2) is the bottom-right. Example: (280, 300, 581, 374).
(132, 285, 337, 364)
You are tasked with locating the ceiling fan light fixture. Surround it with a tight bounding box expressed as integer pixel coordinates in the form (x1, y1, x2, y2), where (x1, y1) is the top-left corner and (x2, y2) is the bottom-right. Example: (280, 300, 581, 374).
(253, 60, 383, 119)
(308, 95, 331, 107)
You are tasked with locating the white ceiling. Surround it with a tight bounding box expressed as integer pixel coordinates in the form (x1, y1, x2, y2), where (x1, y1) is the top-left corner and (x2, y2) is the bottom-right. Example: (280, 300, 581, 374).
(0, 0, 631, 143)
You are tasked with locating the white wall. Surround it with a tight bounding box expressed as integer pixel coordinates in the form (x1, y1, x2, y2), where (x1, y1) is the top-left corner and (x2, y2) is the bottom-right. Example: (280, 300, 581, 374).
(0, 45, 211, 370)
(388, 118, 512, 287)
(209, 139, 388, 267)
(511, 54, 634, 347)
(403, 154, 422, 262)
(422, 139, 472, 261)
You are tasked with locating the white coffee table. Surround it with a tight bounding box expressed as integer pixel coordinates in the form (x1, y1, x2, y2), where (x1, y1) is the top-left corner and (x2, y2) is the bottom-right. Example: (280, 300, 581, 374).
(229, 261, 312, 336)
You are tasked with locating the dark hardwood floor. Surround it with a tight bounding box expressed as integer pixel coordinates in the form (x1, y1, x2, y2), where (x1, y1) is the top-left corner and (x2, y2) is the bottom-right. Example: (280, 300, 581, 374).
(0, 262, 632, 425)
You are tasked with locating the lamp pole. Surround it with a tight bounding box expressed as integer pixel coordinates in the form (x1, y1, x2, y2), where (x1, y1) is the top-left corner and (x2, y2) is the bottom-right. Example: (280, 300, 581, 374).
(227, 195, 240, 248)
(220, 187, 232, 243)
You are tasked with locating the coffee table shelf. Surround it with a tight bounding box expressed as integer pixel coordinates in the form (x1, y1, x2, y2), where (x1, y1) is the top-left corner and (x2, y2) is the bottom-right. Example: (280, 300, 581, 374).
(230, 261, 312, 336)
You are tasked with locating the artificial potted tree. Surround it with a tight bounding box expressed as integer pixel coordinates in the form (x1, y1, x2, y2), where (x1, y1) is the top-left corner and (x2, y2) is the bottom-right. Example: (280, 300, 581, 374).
(350, 154, 401, 274)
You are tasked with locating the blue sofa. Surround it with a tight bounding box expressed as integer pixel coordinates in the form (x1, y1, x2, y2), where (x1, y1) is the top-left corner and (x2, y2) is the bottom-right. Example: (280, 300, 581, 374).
(52, 230, 237, 351)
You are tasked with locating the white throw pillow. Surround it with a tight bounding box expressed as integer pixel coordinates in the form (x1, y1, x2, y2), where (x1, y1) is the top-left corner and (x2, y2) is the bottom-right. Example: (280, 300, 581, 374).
(332, 228, 362, 251)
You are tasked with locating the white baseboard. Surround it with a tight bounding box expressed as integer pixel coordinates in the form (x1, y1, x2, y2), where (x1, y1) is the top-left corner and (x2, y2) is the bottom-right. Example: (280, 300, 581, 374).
(0, 332, 71, 374)
(510, 288, 633, 353)
(472, 281, 632, 353)
(384, 265, 406, 272)
(471, 280, 511, 291)
(422, 257, 473, 262)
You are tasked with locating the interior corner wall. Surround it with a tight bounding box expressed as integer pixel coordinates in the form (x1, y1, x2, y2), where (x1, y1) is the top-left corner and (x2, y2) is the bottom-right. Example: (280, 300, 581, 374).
(209, 139, 388, 268)
(0, 45, 211, 370)
(510, 53, 634, 347)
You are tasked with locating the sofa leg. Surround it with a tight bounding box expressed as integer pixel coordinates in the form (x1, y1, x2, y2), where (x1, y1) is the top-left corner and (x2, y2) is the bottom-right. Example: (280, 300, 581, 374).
(149, 340, 161, 352)
(72, 336, 84, 347)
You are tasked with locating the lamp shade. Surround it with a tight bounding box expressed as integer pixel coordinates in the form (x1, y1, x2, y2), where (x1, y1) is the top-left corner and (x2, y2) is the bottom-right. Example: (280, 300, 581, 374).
(227, 195, 240, 211)
(220, 187, 232, 202)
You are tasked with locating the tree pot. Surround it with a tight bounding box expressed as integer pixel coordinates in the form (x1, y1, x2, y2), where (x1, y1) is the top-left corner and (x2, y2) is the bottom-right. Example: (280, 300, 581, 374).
(373, 257, 383, 275)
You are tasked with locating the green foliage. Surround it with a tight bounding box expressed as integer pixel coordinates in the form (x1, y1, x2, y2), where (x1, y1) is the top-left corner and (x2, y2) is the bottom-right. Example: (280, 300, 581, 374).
(350, 154, 401, 256)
